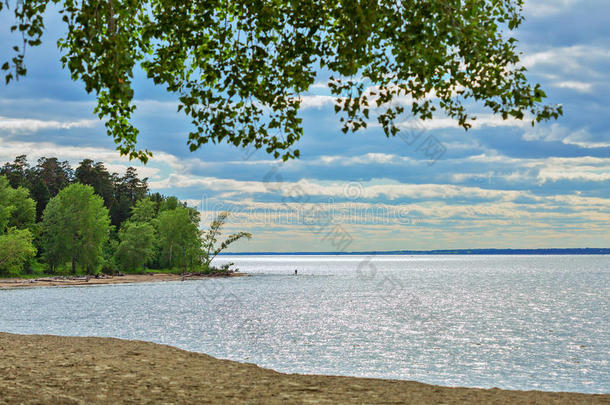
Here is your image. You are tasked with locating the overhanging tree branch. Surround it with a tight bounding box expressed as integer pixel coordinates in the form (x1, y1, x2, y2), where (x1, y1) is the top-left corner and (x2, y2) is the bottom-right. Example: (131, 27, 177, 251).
(2, 0, 562, 162)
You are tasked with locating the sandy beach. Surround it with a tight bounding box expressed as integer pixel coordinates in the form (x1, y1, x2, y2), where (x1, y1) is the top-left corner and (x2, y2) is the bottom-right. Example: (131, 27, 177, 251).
(0, 273, 246, 290)
(0, 333, 607, 404)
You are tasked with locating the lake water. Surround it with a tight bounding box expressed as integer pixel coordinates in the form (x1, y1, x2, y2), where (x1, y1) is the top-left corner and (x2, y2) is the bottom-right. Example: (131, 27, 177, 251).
(0, 255, 608, 393)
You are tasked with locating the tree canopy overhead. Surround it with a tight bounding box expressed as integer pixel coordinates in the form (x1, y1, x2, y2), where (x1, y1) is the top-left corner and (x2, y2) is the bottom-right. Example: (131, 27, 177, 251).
(2, 0, 562, 162)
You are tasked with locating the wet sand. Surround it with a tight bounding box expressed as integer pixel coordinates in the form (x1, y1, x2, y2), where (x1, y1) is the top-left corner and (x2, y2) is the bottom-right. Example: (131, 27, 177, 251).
(0, 333, 607, 404)
(0, 273, 245, 289)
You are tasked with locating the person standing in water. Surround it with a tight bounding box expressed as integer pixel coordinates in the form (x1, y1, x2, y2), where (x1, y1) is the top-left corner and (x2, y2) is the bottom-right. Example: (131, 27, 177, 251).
(294, 269, 297, 276)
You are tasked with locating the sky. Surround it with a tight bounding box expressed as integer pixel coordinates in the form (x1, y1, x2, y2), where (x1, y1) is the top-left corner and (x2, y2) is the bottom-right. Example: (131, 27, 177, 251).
(1, 0, 609, 252)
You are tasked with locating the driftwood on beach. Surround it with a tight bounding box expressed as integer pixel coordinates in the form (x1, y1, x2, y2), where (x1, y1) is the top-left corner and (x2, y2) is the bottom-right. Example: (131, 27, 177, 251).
(0, 272, 245, 289)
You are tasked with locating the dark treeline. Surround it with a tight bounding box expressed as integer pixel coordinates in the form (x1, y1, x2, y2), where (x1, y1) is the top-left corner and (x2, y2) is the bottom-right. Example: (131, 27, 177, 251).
(1, 155, 147, 227)
(0, 155, 250, 277)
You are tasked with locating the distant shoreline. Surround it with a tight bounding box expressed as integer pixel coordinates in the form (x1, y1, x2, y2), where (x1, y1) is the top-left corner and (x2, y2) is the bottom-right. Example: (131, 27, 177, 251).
(221, 248, 610, 255)
(1, 333, 607, 403)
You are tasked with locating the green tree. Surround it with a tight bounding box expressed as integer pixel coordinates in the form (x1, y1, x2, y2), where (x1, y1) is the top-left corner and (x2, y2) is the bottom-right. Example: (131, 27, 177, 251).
(130, 198, 157, 223)
(110, 168, 148, 228)
(0, 228, 37, 276)
(0, 176, 14, 232)
(100, 237, 119, 275)
(27, 175, 51, 222)
(41, 184, 111, 274)
(0, 155, 30, 189)
(1, 156, 54, 222)
(0, 176, 36, 233)
(157, 206, 201, 271)
(75, 159, 115, 207)
(2, 0, 561, 162)
(5, 187, 36, 230)
(202, 212, 251, 268)
(34, 157, 73, 198)
(115, 222, 156, 271)
(159, 196, 179, 212)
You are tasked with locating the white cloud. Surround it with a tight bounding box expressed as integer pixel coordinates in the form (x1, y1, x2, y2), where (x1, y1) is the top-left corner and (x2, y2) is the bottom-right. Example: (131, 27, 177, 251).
(299, 95, 336, 109)
(453, 154, 610, 185)
(150, 174, 531, 202)
(536, 157, 610, 183)
(133, 99, 180, 111)
(0, 116, 98, 133)
(524, 0, 580, 17)
(315, 153, 415, 166)
(521, 45, 610, 77)
(468, 153, 610, 184)
(398, 114, 530, 131)
(0, 140, 122, 164)
(309, 82, 329, 90)
(523, 123, 570, 142)
(538, 167, 610, 183)
(551, 81, 594, 93)
(523, 124, 610, 149)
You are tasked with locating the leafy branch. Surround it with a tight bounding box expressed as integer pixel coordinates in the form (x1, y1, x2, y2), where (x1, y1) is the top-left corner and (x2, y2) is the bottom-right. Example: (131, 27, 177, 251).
(202, 211, 251, 267)
(2, 0, 562, 162)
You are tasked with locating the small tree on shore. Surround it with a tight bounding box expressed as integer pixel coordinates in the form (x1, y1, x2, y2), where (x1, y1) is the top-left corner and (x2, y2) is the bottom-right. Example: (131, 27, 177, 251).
(202, 212, 251, 269)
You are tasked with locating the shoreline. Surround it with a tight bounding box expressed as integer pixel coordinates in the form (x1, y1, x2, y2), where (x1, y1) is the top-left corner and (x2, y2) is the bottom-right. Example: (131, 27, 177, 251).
(0, 333, 607, 404)
(0, 272, 246, 290)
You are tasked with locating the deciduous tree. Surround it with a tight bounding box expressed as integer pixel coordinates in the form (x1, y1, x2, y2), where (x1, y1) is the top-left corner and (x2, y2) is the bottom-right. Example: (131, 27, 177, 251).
(157, 206, 201, 271)
(0, 228, 37, 275)
(129, 198, 158, 223)
(41, 183, 111, 274)
(115, 222, 156, 271)
(0, 176, 36, 232)
(202, 212, 251, 267)
(5, 186, 36, 230)
(0, 176, 14, 233)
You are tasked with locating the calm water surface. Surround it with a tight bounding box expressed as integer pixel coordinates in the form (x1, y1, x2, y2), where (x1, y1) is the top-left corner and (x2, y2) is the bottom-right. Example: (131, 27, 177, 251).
(1, 255, 608, 393)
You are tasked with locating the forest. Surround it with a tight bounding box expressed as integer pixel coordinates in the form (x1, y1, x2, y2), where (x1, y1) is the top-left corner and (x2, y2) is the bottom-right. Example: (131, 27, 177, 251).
(0, 155, 250, 277)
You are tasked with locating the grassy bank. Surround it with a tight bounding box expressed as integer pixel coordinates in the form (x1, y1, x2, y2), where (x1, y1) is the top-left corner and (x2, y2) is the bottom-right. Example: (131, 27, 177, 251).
(0, 333, 607, 404)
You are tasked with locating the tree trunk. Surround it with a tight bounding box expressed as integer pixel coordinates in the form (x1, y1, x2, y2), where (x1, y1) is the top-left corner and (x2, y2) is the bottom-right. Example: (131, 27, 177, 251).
(169, 244, 173, 269)
(72, 257, 76, 274)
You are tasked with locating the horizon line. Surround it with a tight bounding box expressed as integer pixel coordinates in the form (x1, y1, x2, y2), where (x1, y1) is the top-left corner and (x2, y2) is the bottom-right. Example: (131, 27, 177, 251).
(220, 248, 610, 255)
